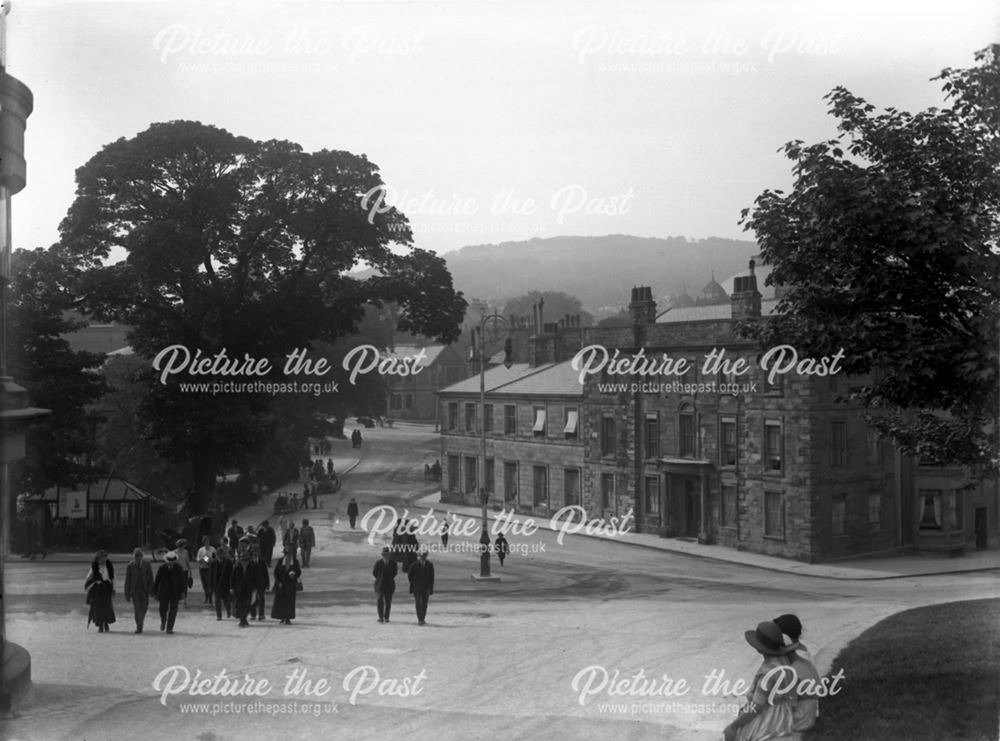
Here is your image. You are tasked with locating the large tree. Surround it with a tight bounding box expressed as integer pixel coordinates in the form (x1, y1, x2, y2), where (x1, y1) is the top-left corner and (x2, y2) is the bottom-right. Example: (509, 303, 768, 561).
(58, 121, 466, 510)
(8, 247, 108, 493)
(740, 46, 1000, 472)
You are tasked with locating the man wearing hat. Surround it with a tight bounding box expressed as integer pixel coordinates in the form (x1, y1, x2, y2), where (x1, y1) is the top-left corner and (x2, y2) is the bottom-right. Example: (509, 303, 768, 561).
(372, 547, 398, 623)
(174, 538, 192, 606)
(407, 548, 435, 626)
(249, 544, 270, 621)
(211, 544, 235, 620)
(153, 551, 185, 634)
(124, 547, 154, 633)
(724, 621, 798, 741)
(230, 550, 255, 627)
(299, 519, 316, 568)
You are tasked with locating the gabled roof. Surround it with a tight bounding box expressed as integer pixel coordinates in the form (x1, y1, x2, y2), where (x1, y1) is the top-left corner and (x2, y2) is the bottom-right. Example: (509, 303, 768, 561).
(438, 363, 535, 394)
(438, 360, 583, 398)
(35, 477, 165, 506)
(656, 298, 781, 323)
(488, 360, 583, 397)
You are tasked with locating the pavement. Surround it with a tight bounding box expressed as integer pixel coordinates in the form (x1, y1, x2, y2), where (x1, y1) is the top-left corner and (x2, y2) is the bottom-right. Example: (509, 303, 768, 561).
(412, 492, 1000, 580)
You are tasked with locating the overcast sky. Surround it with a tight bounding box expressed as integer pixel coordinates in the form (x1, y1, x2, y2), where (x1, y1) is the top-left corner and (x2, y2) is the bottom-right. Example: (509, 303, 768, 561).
(7, 0, 997, 256)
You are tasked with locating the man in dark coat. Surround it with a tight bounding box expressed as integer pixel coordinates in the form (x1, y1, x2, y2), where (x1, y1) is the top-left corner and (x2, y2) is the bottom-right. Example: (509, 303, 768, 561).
(230, 551, 255, 627)
(250, 546, 270, 621)
(210, 544, 234, 620)
(124, 547, 154, 633)
(407, 549, 435, 626)
(153, 551, 185, 634)
(372, 547, 398, 623)
(257, 520, 277, 566)
(283, 522, 300, 561)
(299, 519, 316, 568)
(227, 519, 243, 549)
(347, 498, 360, 529)
(494, 532, 510, 566)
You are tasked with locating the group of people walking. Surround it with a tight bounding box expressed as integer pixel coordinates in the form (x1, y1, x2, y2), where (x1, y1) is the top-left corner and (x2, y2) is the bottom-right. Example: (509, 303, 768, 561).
(725, 614, 821, 741)
(372, 546, 434, 625)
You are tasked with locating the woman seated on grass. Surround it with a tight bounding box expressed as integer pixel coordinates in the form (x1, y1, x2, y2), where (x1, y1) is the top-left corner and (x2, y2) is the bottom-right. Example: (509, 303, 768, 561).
(724, 620, 799, 741)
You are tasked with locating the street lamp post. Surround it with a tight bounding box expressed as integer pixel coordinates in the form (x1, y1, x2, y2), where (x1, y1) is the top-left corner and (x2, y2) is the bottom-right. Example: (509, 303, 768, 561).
(474, 309, 510, 580)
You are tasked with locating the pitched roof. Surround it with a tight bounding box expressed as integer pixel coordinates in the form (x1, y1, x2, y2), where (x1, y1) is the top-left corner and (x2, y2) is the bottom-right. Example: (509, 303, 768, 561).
(438, 363, 535, 394)
(489, 360, 584, 397)
(656, 298, 781, 323)
(439, 361, 583, 398)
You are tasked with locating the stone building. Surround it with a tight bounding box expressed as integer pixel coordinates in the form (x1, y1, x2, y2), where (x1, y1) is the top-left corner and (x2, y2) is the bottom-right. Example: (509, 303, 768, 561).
(384, 343, 467, 421)
(437, 263, 998, 562)
(437, 361, 584, 516)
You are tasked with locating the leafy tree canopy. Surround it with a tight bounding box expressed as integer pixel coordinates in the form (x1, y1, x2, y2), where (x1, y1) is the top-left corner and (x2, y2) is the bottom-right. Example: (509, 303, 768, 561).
(57, 121, 467, 509)
(740, 45, 1000, 473)
(9, 247, 108, 492)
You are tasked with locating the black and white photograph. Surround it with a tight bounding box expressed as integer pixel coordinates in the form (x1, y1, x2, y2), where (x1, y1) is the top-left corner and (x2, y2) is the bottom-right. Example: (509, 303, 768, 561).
(1, 2, 998, 740)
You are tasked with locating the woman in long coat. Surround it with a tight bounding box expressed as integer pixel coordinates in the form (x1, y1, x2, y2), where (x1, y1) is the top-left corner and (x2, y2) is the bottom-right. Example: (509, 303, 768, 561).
(85, 550, 116, 632)
(271, 548, 301, 625)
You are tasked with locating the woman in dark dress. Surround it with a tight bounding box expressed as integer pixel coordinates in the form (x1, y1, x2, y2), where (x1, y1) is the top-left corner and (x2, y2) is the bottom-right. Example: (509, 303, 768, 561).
(85, 550, 116, 632)
(271, 548, 301, 625)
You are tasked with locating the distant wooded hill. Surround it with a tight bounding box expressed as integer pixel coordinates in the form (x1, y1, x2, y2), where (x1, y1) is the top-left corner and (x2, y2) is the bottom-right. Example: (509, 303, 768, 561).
(442, 234, 762, 314)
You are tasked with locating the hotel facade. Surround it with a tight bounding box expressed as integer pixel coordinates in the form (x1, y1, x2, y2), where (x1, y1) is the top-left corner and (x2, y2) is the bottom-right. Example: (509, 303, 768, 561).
(438, 264, 997, 562)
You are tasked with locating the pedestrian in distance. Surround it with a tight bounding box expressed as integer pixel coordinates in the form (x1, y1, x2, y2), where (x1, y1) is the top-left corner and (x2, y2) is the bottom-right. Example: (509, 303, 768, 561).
(211, 544, 234, 620)
(441, 517, 449, 549)
(174, 538, 192, 606)
(85, 550, 116, 633)
(407, 548, 435, 626)
(311, 484, 318, 509)
(277, 514, 289, 545)
(250, 545, 270, 621)
(494, 532, 510, 567)
(230, 550, 255, 627)
(257, 519, 277, 566)
(153, 551, 185, 634)
(196, 536, 216, 604)
(227, 519, 243, 549)
(373, 546, 398, 623)
(124, 547, 153, 634)
(271, 547, 301, 625)
(347, 498, 360, 529)
(283, 520, 300, 561)
(774, 613, 821, 733)
(723, 621, 798, 741)
(299, 519, 316, 568)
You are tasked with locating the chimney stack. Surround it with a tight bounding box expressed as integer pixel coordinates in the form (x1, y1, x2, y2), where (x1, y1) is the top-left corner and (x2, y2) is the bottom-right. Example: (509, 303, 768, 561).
(731, 259, 762, 319)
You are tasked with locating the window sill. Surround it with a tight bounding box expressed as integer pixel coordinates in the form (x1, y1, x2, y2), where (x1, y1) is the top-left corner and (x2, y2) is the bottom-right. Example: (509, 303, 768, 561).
(763, 534, 786, 541)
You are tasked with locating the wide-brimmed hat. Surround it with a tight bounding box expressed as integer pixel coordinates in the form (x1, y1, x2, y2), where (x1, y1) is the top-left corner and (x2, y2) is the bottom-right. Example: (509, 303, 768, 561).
(175, 538, 186, 546)
(745, 621, 792, 656)
(381, 547, 390, 554)
(165, 551, 178, 562)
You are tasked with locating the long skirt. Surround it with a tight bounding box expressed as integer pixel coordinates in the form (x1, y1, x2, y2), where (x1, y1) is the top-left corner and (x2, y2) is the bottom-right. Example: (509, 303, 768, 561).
(271, 589, 296, 621)
(88, 582, 116, 627)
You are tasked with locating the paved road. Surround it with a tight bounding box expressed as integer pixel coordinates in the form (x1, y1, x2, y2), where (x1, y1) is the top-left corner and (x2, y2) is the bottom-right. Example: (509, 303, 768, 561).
(4, 423, 997, 741)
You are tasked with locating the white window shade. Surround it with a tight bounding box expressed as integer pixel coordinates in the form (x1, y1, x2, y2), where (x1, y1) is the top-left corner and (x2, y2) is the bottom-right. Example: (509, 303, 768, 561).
(563, 410, 578, 435)
(532, 409, 546, 432)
